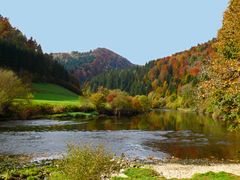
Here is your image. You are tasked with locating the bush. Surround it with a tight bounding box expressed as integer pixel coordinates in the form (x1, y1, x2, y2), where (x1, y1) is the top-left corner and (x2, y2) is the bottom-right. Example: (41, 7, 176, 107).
(111, 93, 134, 115)
(132, 95, 151, 112)
(165, 94, 183, 109)
(59, 145, 121, 180)
(192, 171, 240, 180)
(0, 69, 30, 114)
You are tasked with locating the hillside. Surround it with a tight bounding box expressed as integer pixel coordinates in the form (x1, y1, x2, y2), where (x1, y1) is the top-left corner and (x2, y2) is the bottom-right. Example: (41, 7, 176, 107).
(32, 83, 82, 105)
(52, 48, 135, 84)
(89, 40, 215, 97)
(0, 16, 79, 93)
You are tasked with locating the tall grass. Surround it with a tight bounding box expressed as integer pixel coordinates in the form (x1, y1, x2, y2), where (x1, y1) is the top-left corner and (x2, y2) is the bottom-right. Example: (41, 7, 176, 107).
(58, 145, 121, 180)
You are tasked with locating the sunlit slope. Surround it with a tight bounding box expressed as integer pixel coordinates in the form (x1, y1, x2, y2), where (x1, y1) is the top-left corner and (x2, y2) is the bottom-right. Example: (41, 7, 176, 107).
(32, 83, 86, 105)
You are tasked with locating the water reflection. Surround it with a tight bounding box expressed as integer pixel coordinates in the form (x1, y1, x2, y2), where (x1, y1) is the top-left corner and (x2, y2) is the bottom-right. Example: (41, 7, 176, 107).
(0, 110, 240, 161)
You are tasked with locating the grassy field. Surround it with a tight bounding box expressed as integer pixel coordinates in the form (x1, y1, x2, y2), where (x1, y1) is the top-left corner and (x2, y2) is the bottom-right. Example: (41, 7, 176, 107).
(7, 83, 96, 119)
(31, 83, 88, 105)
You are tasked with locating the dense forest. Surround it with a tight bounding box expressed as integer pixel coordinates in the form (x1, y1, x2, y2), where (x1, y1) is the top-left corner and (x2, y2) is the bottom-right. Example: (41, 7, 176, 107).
(89, 62, 153, 95)
(0, 0, 239, 126)
(1, 1, 240, 179)
(89, 40, 214, 96)
(52, 48, 135, 84)
(88, 0, 240, 126)
(0, 16, 79, 93)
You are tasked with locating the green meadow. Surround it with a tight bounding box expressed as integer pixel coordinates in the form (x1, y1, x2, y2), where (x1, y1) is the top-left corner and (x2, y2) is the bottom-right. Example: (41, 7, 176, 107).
(31, 83, 88, 106)
(7, 83, 97, 119)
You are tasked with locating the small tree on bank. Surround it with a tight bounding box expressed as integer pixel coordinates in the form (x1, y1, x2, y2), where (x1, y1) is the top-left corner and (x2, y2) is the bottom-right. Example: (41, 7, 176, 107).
(0, 69, 29, 114)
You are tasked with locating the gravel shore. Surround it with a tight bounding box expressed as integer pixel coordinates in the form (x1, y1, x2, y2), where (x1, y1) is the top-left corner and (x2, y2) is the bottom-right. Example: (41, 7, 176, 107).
(151, 163, 240, 179)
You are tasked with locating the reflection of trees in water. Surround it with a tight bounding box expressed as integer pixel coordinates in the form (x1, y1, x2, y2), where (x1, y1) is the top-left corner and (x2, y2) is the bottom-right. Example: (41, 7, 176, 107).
(7, 111, 227, 135)
(81, 110, 224, 133)
(126, 111, 223, 134)
(137, 111, 240, 161)
(145, 140, 240, 160)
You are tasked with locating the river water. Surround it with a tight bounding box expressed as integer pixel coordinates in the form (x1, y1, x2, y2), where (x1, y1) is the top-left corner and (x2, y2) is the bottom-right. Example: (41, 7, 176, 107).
(0, 110, 240, 161)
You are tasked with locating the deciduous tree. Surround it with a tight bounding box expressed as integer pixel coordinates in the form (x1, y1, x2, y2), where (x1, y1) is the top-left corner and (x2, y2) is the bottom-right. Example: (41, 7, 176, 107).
(0, 69, 29, 113)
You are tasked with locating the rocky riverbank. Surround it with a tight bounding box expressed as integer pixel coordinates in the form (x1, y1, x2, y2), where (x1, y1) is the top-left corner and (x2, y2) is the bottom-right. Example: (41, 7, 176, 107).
(1, 154, 240, 180)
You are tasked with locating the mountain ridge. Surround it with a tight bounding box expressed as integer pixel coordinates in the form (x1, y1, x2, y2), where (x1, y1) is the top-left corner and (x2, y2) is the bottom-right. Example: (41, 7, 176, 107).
(52, 47, 135, 84)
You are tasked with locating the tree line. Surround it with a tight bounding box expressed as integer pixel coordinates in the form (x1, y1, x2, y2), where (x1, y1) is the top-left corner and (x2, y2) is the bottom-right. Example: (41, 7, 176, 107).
(0, 16, 80, 93)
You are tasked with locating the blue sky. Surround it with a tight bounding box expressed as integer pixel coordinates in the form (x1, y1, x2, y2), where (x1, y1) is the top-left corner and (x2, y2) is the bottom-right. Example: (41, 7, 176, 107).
(0, 0, 228, 65)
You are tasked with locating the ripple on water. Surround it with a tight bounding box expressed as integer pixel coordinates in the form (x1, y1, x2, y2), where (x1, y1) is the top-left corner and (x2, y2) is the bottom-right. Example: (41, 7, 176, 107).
(0, 130, 172, 160)
(1, 110, 240, 161)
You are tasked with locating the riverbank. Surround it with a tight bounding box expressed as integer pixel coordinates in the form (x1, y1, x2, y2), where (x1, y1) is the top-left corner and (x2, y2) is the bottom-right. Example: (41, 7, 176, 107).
(1, 155, 240, 180)
(151, 163, 240, 179)
(113, 163, 240, 179)
(0, 82, 148, 121)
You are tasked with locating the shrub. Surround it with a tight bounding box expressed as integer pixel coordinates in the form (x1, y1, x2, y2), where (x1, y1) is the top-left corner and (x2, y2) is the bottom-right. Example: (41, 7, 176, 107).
(132, 95, 151, 112)
(165, 94, 183, 109)
(90, 92, 106, 111)
(111, 93, 133, 115)
(192, 171, 240, 180)
(0, 69, 30, 114)
(59, 145, 121, 180)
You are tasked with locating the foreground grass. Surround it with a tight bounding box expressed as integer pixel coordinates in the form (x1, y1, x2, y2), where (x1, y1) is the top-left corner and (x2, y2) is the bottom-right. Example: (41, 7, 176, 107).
(191, 171, 240, 180)
(0, 145, 122, 180)
(112, 168, 240, 180)
(112, 168, 162, 180)
(1, 154, 240, 180)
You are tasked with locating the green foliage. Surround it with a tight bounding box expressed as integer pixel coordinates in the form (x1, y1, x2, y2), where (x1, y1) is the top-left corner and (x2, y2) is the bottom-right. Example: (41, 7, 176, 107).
(1, 83, 95, 119)
(147, 83, 195, 110)
(0, 161, 58, 180)
(112, 167, 161, 180)
(53, 51, 95, 72)
(90, 65, 153, 96)
(0, 69, 30, 114)
(113, 168, 240, 180)
(209, 91, 240, 122)
(1, 155, 240, 180)
(165, 94, 183, 110)
(191, 171, 240, 180)
(59, 145, 121, 180)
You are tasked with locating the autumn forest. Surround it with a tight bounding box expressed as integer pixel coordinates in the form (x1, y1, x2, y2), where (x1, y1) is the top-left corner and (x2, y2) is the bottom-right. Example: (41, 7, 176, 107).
(0, 0, 240, 179)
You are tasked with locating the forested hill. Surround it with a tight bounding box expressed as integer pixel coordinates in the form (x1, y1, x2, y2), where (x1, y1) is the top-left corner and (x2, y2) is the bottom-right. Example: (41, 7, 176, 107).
(51, 48, 135, 84)
(0, 16, 79, 93)
(89, 40, 215, 96)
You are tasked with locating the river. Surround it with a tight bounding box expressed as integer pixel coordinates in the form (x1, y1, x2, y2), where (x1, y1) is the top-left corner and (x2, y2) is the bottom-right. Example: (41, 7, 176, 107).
(0, 110, 240, 161)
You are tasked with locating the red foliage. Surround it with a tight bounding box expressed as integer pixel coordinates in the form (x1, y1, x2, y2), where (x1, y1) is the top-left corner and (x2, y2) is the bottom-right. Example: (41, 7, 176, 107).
(146, 40, 215, 93)
(106, 92, 118, 103)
